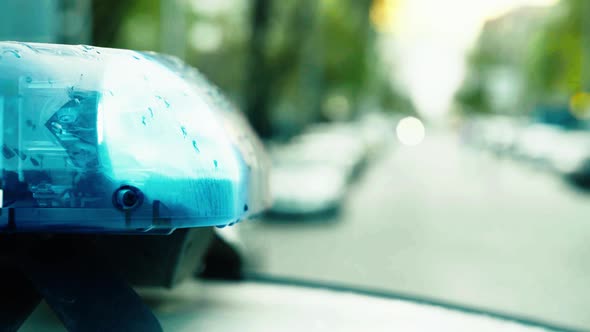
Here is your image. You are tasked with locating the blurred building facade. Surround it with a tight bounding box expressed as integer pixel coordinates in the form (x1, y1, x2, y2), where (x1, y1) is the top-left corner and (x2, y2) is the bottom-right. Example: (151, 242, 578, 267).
(456, 0, 590, 122)
(455, 6, 549, 115)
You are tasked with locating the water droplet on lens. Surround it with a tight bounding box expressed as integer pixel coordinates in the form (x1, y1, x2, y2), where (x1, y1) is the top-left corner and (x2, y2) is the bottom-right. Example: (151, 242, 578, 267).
(13, 148, 26, 160)
(19, 43, 37, 53)
(2, 144, 15, 159)
(3, 50, 21, 58)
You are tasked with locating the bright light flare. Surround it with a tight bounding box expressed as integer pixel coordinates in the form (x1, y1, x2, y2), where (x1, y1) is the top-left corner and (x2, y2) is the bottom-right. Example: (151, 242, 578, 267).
(396, 116, 425, 146)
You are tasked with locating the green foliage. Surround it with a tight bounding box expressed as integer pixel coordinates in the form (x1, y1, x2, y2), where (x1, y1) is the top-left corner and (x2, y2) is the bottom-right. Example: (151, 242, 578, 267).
(455, 76, 490, 114)
(111, 0, 161, 51)
(454, 2, 588, 114)
(320, 0, 371, 97)
(525, 0, 585, 101)
(91, 0, 409, 136)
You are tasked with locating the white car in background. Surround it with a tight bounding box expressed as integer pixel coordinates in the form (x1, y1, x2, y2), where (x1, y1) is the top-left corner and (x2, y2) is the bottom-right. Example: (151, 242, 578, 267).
(540, 131, 590, 187)
(512, 124, 563, 165)
(480, 117, 522, 154)
(286, 129, 368, 181)
(266, 122, 370, 216)
(269, 162, 347, 216)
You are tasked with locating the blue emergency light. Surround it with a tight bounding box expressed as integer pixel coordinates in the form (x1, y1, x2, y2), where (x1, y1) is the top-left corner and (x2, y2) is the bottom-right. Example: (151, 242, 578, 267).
(0, 42, 270, 233)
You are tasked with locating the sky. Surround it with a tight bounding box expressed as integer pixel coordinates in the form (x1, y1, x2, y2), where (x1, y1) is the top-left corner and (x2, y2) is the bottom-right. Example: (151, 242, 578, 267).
(384, 0, 559, 120)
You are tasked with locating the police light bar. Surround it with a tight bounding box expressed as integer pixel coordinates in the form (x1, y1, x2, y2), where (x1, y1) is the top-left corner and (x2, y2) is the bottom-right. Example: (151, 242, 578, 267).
(0, 42, 269, 233)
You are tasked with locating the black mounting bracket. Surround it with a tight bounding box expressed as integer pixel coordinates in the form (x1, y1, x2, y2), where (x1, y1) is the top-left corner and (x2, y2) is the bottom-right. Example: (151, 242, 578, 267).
(0, 235, 163, 332)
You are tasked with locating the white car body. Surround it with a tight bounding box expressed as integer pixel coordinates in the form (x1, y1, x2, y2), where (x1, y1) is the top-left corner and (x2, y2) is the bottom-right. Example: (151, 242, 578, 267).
(513, 124, 563, 164)
(545, 131, 590, 174)
(270, 163, 347, 215)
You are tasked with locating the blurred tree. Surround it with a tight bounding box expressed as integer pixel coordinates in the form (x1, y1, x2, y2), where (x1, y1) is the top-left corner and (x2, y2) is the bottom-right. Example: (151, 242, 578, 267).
(244, 0, 377, 136)
(91, 0, 137, 47)
(242, 0, 324, 137)
(320, 0, 373, 116)
(525, 0, 584, 102)
(90, 0, 410, 137)
(244, 0, 273, 137)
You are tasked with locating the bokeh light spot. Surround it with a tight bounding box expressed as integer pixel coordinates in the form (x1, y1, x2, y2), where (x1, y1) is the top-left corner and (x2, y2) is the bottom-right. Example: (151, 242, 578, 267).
(396, 116, 425, 146)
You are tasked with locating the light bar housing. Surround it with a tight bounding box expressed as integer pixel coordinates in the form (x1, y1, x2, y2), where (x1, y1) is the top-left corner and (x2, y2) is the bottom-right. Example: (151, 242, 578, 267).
(0, 42, 269, 233)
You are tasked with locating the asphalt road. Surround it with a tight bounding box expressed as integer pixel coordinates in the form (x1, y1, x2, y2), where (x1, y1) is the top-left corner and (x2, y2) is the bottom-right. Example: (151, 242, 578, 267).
(239, 132, 590, 331)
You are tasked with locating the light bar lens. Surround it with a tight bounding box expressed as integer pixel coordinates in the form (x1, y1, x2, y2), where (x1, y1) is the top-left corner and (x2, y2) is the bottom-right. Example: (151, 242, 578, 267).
(0, 42, 269, 233)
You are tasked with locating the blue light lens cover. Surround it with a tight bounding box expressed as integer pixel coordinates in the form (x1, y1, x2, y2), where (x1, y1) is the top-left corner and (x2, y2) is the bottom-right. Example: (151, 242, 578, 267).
(0, 42, 270, 233)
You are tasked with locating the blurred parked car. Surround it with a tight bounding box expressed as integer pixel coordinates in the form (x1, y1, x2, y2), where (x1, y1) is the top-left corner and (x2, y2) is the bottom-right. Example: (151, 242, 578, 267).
(461, 116, 521, 154)
(512, 124, 563, 166)
(284, 127, 368, 181)
(480, 117, 523, 155)
(269, 162, 347, 216)
(537, 130, 590, 187)
(464, 116, 590, 189)
(544, 131, 590, 173)
(265, 122, 371, 217)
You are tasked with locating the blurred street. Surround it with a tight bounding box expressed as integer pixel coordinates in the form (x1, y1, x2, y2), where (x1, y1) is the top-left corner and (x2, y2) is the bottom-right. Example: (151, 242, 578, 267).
(241, 131, 590, 330)
(5, 1, 590, 331)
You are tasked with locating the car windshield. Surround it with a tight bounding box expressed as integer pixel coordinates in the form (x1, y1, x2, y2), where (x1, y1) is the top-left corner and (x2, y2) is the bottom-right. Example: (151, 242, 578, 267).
(2, 0, 589, 331)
